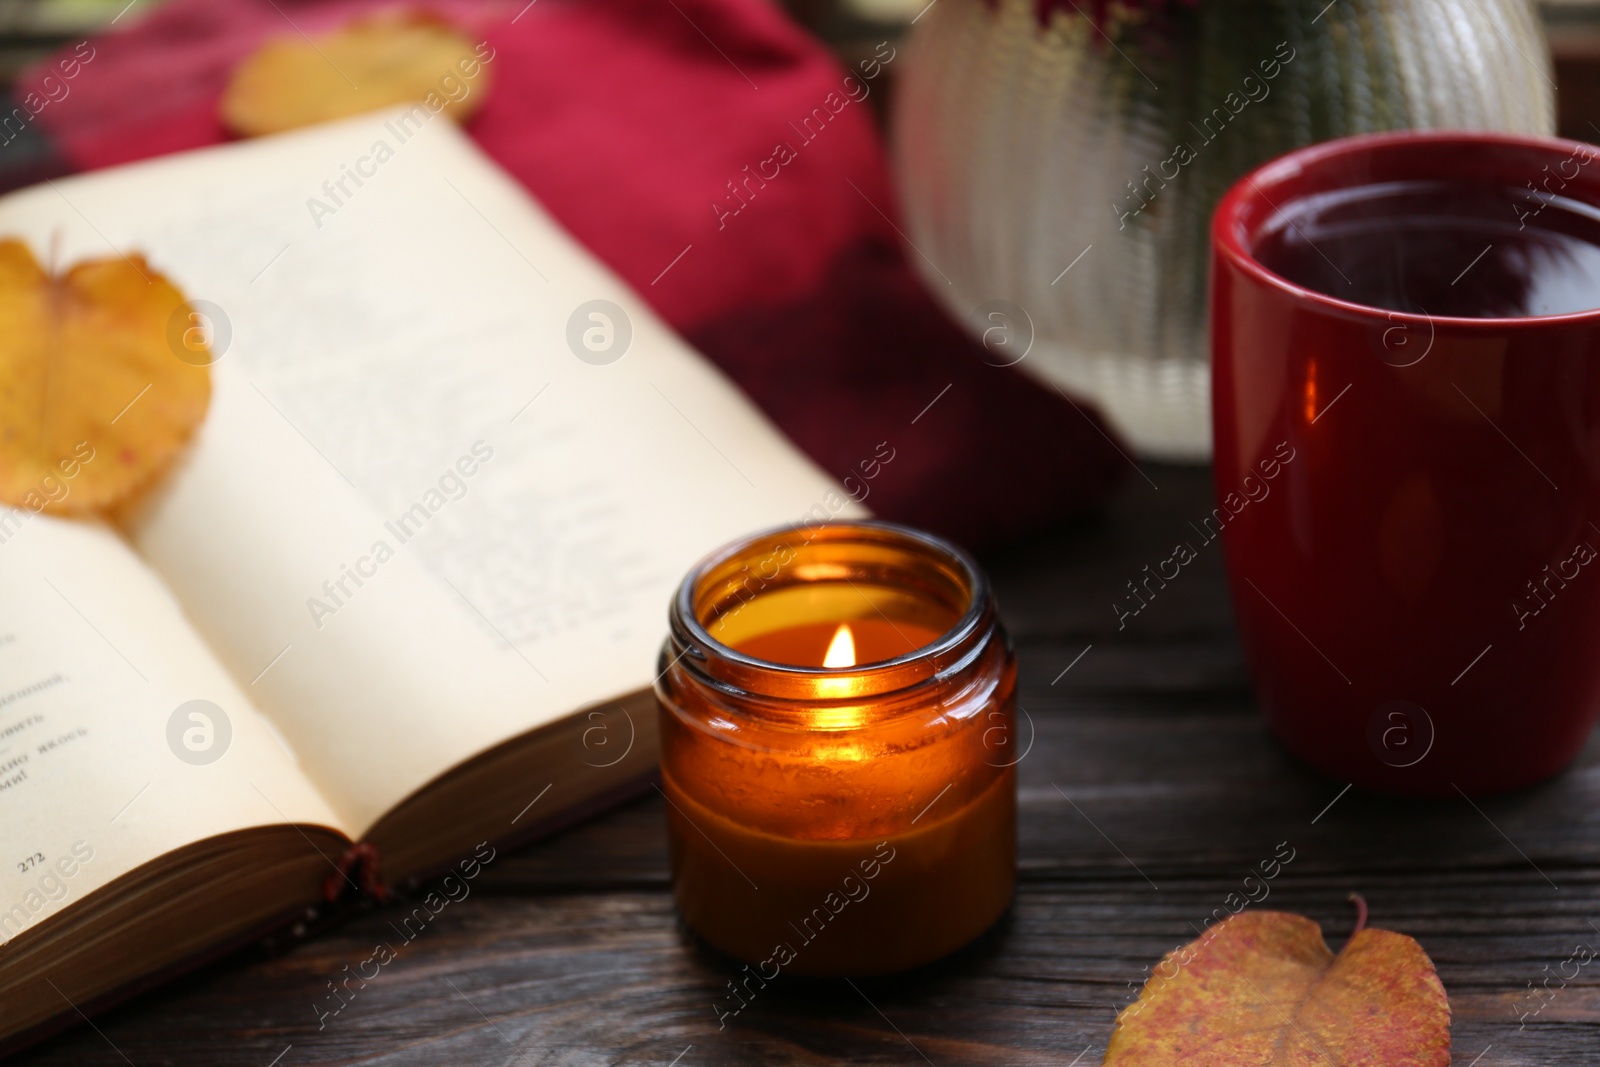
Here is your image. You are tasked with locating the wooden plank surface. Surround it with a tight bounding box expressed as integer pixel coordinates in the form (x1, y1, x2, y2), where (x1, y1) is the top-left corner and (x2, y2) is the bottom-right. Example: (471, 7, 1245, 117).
(16, 465, 1600, 1065)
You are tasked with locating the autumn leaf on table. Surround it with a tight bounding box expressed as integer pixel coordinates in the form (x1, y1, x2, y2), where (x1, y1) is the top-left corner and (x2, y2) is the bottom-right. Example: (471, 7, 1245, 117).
(220, 11, 492, 138)
(1105, 900, 1450, 1066)
(0, 238, 212, 515)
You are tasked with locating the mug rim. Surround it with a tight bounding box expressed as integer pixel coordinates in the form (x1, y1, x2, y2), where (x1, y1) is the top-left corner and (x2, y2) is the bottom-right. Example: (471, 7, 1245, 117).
(1212, 129, 1600, 331)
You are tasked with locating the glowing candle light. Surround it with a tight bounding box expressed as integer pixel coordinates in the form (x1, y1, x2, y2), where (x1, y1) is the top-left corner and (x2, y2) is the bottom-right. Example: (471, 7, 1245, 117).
(822, 623, 856, 668)
(656, 521, 1017, 977)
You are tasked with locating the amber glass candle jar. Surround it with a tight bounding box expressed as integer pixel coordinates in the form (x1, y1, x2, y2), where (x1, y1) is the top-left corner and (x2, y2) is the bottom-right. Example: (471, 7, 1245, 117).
(656, 521, 1016, 976)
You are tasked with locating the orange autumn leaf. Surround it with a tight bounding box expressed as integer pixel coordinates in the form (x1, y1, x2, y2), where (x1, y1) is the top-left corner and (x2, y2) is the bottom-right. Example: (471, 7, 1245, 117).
(0, 239, 212, 515)
(1105, 907, 1450, 1066)
(220, 11, 490, 138)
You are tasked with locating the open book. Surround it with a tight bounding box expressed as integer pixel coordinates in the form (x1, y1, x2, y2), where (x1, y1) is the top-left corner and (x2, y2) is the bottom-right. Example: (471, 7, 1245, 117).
(0, 108, 856, 1049)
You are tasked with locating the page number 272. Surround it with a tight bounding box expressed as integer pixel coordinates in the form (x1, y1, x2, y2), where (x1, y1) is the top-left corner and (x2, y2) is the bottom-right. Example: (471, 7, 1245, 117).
(16, 852, 44, 874)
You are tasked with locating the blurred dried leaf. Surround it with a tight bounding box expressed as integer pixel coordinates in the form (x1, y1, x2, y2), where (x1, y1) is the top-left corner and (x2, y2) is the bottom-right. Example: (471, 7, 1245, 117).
(221, 11, 491, 137)
(1105, 908, 1450, 1066)
(0, 239, 211, 515)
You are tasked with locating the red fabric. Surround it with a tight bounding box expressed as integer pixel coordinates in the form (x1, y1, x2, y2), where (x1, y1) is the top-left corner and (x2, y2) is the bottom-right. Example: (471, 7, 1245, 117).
(323, 841, 386, 902)
(20, 0, 1125, 548)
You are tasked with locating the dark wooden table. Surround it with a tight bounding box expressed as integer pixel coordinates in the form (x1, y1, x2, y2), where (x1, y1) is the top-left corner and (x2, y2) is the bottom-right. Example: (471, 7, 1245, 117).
(17, 464, 1600, 1065)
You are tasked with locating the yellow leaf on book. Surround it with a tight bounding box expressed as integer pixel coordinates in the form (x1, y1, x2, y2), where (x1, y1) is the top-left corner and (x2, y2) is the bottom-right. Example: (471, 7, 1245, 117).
(220, 12, 491, 137)
(0, 239, 211, 515)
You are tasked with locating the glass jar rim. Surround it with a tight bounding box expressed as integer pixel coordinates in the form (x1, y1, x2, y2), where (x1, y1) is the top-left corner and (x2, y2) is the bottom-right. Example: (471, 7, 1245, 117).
(665, 519, 994, 703)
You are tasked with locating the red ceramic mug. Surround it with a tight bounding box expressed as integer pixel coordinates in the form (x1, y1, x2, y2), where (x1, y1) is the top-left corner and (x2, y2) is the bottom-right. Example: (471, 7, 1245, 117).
(1211, 131, 1600, 796)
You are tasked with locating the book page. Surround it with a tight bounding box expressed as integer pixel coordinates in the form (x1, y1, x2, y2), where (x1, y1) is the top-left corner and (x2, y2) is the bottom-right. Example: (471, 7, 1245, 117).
(0, 510, 344, 947)
(0, 110, 859, 836)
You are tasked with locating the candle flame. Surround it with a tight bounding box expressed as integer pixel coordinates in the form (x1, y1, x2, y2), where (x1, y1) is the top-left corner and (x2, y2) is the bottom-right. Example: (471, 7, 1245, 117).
(823, 623, 856, 668)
